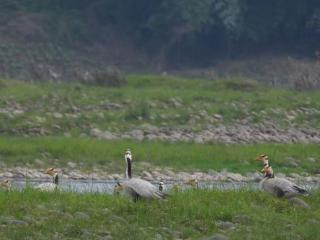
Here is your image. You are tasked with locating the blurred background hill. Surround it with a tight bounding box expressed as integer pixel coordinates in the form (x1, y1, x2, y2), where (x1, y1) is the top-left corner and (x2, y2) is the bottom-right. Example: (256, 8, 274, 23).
(1, 0, 320, 88)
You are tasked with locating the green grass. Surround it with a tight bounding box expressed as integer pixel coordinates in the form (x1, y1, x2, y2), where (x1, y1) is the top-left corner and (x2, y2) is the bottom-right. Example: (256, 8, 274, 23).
(1, 137, 320, 174)
(0, 189, 319, 240)
(1, 75, 320, 136)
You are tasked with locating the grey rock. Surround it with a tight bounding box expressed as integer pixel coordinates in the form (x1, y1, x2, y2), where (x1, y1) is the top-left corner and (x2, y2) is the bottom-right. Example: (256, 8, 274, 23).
(201, 233, 229, 240)
(226, 173, 243, 182)
(74, 212, 90, 220)
(62, 213, 74, 220)
(81, 229, 93, 238)
(154, 233, 164, 240)
(307, 157, 317, 163)
(67, 161, 77, 168)
(103, 102, 122, 110)
(307, 219, 320, 225)
(288, 197, 310, 209)
(216, 221, 236, 230)
(101, 208, 111, 215)
(232, 214, 250, 224)
(8, 219, 28, 226)
(213, 114, 223, 120)
(110, 215, 128, 225)
(53, 112, 63, 118)
(99, 236, 113, 240)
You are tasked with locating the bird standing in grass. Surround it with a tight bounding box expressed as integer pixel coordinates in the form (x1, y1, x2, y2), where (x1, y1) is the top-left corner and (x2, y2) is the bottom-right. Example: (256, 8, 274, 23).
(0, 179, 11, 191)
(185, 178, 199, 188)
(114, 149, 165, 201)
(158, 180, 165, 192)
(34, 168, 59, 192)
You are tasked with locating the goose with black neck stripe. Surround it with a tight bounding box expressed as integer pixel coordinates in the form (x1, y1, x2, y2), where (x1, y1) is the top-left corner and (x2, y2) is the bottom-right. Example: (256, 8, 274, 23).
(114, 149, 165, 201)
(35, 168, 59, 192)
(259, 164, 308, 198)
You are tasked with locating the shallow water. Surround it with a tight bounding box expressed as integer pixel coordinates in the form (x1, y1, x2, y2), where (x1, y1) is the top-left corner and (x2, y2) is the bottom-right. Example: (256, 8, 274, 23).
(3, 177, 319, 194)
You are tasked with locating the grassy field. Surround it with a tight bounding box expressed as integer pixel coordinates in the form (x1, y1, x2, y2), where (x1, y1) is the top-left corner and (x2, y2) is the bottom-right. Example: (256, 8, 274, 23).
(1, 75, 320, 136)
(0, 189, 319, 240)
(0, 75, 320, 239)
(1, 137, 320, 174)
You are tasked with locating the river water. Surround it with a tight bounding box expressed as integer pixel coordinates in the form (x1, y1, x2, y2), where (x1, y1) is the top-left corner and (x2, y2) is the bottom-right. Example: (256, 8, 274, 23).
(4, 177, 319, 194)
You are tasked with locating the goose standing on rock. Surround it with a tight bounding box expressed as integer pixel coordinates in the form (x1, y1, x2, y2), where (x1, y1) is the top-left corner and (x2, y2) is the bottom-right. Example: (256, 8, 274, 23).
(259, 164, 308, 198)
(114, 149, 165, 201)
(35, 168, 59, 192)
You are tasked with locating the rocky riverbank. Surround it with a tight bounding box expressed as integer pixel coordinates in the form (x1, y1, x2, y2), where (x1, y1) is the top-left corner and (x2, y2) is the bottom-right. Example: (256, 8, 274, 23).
(90, 123, 320, 144)
(1, 166, 320, 183)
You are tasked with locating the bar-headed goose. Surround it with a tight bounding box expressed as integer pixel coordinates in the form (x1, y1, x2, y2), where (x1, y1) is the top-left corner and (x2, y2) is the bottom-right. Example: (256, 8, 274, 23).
(259, 165, 308, 198)
(0, 179, 11, 191)
(158, 180, 165, 192)
(184, 178, 199, 188)
(115, 149, 165, 201)
(35, 168, 59, 192)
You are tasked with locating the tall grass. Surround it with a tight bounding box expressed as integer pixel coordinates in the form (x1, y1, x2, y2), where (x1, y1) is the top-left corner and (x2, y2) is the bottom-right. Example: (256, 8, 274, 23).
(0, 189, 319, 239)
(1, 137, 319, 174)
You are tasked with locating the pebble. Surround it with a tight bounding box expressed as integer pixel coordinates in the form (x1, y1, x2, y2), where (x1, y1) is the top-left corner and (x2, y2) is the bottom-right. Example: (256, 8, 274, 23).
(87, 124, 320, 144)
(307, 219, 320, 225)
(216, 221, 236, 230)
(74, 211, 90, 220)
(201, 233, 229, 240)
(232, 214, 250, 224)
(53, 112, 63, 118)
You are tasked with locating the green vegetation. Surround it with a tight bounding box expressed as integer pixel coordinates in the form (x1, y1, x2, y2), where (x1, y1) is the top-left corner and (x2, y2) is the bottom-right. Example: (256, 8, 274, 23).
(0, 189, 319, 240)
(2, 0, 320, 55)
(1, 75, 320, 137)
(1, 137, 320, 174)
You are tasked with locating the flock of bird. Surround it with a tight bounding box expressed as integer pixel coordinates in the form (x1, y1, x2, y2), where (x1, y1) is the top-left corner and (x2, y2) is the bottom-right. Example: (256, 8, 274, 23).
(0, 151, 310, 206)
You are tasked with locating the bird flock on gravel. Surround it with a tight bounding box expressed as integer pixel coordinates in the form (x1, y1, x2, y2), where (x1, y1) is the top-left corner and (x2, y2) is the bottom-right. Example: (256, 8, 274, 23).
(0, 150, 310, 208)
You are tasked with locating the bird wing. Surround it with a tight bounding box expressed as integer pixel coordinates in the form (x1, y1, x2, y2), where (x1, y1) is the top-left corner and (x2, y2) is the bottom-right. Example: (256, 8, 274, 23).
(265, 177, 307, 198)
(34, 183, 57, 192)
(123, 178, 165, 199)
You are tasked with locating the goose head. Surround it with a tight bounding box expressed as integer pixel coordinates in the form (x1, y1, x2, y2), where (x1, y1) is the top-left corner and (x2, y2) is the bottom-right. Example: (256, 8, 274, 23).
(45, 167, 58, 176)
(256, 154, 269, 167)
(261, 165, 274, 178)
(44, 168, 59, 184)
(113, 182, 124, 194)
(0, 179, 11, 190)
(185, 178, 199, 188)
(158, 180, 164, 192)
(124, 149, 132, 179)
(125, 149, 132, 162)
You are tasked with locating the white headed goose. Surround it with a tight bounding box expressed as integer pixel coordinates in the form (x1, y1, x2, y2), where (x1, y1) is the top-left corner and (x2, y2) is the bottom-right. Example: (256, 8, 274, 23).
(184, 178, 199, 188)
(35, 168, 59, 192)
(115, 149, 165, 201)
(0, 179, 11, 191)
(259, 165, 308, 198)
